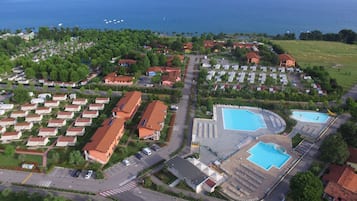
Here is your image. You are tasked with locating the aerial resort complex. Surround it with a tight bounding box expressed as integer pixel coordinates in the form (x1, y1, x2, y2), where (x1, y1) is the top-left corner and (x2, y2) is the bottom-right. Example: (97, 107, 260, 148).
(1, 1, 357, 200)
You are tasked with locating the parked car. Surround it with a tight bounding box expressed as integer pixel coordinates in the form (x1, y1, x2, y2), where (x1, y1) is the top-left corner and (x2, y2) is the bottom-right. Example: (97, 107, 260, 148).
(150, 144, 160, 151)
(135, 153, 143, 160)
(85, 170, 93, 179)
(142, 147, 152, 156)
(122, 159, 130, 166)
(72, 169, 81, 178)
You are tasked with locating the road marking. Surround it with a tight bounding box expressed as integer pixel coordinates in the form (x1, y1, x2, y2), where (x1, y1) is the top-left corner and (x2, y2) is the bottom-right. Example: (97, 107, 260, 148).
(21, 172, 33, 184)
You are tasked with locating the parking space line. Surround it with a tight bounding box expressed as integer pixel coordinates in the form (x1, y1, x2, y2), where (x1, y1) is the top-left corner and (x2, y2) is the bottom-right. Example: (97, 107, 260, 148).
(21, 172, 33, 184)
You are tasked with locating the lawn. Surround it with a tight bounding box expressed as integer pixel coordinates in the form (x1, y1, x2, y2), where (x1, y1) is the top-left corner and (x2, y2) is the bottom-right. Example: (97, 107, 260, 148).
(0, 153, 42, 168)
(272, 40, 357, 90)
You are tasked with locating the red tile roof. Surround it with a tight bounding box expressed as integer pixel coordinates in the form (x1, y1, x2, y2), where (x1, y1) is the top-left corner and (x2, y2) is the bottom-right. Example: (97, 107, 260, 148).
(58, 136, 76, 143)
(83, 118, 125, 153)
(0, 118, 16, 122)
(2, 131, 20, 136)
(205, 179, 216, 188)
(118, 59, 137, 65)
(67, 127, 85, 132)
(104, 73, 133, 83)
(279, 53, 295, 61)
(48, 119, 65, 124)
(112, 91, 141, 114)
(246, 51, 260, 59)
(28, 136, 47, 142)
(39, 128, 57, 132)
(138, 100, 167, 131)
(323, 164, 357, 197)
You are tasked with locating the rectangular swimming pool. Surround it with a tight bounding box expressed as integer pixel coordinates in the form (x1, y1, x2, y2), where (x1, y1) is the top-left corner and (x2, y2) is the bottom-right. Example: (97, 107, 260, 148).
(222, 108, 266, 131)
(247, 141, 291, 171)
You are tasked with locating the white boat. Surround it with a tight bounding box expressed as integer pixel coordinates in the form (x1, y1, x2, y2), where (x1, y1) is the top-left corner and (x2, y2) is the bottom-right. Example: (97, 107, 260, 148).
(120, 19, 124, 22)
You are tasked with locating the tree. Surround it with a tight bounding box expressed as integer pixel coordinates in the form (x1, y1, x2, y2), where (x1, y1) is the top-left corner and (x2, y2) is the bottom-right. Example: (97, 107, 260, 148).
(171, 56, 182, 67)
(25, 68, 36, 79)
(320, 133, 349, 164)
(69, 150, 84, 166)
(13, 85, 30, 104)
(50, 152, 60, 164)
(338, 121, 357, 147)
(289, 171, 323, 201)
(4, 145, 15, 157)
(107, 89, 113, 97)
(158, 54, 167, 66)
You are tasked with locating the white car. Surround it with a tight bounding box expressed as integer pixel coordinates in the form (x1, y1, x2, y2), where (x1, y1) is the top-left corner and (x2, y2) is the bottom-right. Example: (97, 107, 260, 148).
(85, 170, 93, 179)
(122, 159, 130, 166)
(142, 147, 152, 156)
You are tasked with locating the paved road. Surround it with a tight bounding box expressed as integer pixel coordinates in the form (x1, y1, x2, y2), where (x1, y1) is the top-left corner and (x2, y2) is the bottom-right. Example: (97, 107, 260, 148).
(114, 187, 187, 201)
(265, 114, 351, 201)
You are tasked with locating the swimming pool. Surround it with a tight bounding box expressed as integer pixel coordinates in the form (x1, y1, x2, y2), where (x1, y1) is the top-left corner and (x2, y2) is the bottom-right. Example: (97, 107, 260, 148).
(291, 110, 329, 123)
(247, 141, 291, 171)
(222, 108, 266, 131)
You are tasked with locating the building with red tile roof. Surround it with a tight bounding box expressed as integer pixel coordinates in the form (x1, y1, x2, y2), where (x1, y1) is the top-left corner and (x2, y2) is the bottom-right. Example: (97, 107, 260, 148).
(0, 131, 22, 142)
(89, 103, 105, 111)
(47, 119, 66, 127)
(25, 114, 43, 123)
(162, 70, 181, 87)
(66, 127, 85, 136)
(52, 94, 67, 101)
(57, 111, 74, 119)
(183, 42, 193, 53)
(44, 100, 60, 108)
(26, 136, 49, 146)
(95, 97, 110, 104)
(10, 111, 28, 118)
(14, 122, 33, 131)
(118, 59, 137, 67)
(83, 118, 125, 164)
(65, 104, 81, 112)
(72, 98, 88, 105)
(279, 54, 296, 67)
(74, 118, 92, 127)
(0, 118, 16, 127)
(104, 72, 134, 85)
(35, 107, 52, 115)
(322, 164, 357, 201)
(82, 110, 99, 118)
(137, 100, 167, 140)
(246, 52, 260, 64)
(56, 136, 77, 147)
(21, 103, 37, 111)
(38, 128, 58, 137)
(112, 91, 141, 120)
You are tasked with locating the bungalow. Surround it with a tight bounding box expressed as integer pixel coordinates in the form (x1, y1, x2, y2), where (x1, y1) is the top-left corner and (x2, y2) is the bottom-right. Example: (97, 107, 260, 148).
(112, 91, 142, 120)
(47, 119, 66, 127)
(183, 42, 193, 53)
(35, 107, 52, 115)
(72, 98, 88, 106)
(74, 118, 92, 127)
(14, 122, 33, 131)
(25, 114, 43, 123)
(322, 164, 357, 201)
(104, 73, 134, 86)
(64, 104, 81, 112)
(0, 118, 16, 127)
(44, 100, 60, 108)
(10, 111, 28, 118)
(95, 97, 110, 104)
(279, 54, 296, 67)
(38, 127, 58, 137)
(118, 59, 137, 67)
(1, 131, 22, 142)
(82, 110, 99, 118)
(31, 98, 45, 104)
(246, 52, 260, 64)
(0, 103, 14, 110)
(26, 136, 49, 146)
(56, 136, 77, 147)
(52, 94, 67, 101)
(166, 156, 209, 193)
(21, 103, 37, 111)
(83, 118, 125, 164)
(137, 100, 167, 140)
(57, 111, 74, 119)
(89, 103, 105, 111)
(66, 127, 85, 136)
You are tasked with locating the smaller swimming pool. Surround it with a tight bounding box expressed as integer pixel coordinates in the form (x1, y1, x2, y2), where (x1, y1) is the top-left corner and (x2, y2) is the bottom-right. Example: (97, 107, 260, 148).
(291, 110, 329, 123)
(222, 108, 266, 131)
(247, 141, 291, 171)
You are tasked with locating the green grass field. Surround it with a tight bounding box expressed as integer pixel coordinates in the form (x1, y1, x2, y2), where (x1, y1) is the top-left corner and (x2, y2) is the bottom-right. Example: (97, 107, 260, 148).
(272, 40, 357, 90)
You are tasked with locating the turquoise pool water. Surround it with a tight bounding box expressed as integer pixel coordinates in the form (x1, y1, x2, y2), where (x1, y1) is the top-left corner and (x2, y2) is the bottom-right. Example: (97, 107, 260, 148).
(291, 110, 329, 123)
(222, 108, 266, 131)
(247, 141, 291, 171)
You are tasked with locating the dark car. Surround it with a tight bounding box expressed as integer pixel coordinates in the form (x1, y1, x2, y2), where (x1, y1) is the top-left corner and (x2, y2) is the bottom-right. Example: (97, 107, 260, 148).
(150, 144, 160, 151)
(135, 153, 143, 160)
(72, 169, 81, 178)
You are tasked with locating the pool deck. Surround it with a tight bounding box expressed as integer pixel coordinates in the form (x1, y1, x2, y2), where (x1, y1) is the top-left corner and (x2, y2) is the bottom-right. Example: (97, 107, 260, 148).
(220, 135, 298, 201)
(191, 105, 286, 164)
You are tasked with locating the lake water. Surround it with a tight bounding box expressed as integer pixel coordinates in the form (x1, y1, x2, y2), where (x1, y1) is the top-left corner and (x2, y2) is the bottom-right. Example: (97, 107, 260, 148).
(1, 0, 357, 34)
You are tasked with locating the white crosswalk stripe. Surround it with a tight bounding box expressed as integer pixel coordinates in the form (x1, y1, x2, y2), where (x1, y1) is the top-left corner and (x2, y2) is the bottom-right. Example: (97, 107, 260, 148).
(99, 181, 137, 197)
